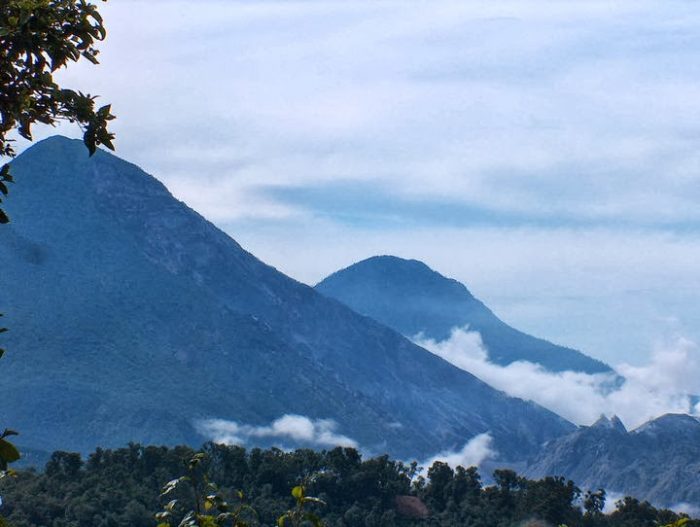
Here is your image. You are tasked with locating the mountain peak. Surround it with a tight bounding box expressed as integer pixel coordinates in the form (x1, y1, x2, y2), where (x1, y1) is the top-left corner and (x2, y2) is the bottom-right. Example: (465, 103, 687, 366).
(317, 255, 472, 296)
(591, 414, 627, 433)
(527, 411, 700, 506)
(634, 413, 700, 436)
(316, 256, 613, 375)
(18, 135, 88, 158)
(32, 134, 82, 147)
(1, 143, 574, 460)
(336, 255, 437, 274)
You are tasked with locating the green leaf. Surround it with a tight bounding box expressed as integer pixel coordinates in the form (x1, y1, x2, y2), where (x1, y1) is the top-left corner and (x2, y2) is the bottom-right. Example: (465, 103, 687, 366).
(1, 429, 18, 438)
(198, 515, 218, 527)
(3, 468, 17, 478)
(291, 486, 304, 500)
(0, 438, 21, 463)
(178, 511, 197, 527)
(160, 477, 187, 496)
(188, 452, 206, 468)
(277, 515, 287, 527)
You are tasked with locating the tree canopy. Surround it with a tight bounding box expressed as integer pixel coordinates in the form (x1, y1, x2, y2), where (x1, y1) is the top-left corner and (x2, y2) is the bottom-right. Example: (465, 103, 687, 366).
(0, 0, 115, 223)
(1, 444, 695, 527)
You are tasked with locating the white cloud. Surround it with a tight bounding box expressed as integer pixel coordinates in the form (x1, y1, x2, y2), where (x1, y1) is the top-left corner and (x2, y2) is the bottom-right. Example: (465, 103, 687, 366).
(602, 491, 626, 514)
(420, 433, 495, 472)
(415, 327, 700, 429)
(198, 414, 358, 448)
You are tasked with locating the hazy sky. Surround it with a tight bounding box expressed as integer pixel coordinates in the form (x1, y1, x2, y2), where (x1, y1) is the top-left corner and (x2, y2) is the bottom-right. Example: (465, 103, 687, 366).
(18, 0, 700, 365)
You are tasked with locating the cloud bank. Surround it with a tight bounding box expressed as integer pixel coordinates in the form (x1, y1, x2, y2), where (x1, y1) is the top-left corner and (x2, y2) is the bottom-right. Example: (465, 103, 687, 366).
(198, 414, 358, 449)
(419, 433, 495, 473)
(200, 415, 496, 475)
(602, 493, 699, 517)
(415, 327, 700, 429)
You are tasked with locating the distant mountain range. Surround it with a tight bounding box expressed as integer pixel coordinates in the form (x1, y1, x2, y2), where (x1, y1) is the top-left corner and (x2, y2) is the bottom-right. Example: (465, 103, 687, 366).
(4, 137, 697, 509)
(0, 136, 573, 462)
(527, 413, 700, 507)
(316, 256, 612, 375)
(314, 258, 700, 508)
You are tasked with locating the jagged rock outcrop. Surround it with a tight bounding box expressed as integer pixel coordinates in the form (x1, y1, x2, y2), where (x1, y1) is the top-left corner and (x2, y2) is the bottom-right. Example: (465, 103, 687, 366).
(526, 413, 700, 507)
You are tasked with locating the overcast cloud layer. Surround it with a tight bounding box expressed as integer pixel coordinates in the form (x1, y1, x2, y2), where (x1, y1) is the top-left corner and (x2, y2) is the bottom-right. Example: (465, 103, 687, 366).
(14, 0, 700, 363)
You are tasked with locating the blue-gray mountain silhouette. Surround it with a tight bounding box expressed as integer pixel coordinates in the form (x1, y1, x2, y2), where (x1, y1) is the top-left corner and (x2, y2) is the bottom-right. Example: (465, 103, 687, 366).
(526, 413, 700, 507)
(315, 256, 612, 374)
(0, 136, 574, 460)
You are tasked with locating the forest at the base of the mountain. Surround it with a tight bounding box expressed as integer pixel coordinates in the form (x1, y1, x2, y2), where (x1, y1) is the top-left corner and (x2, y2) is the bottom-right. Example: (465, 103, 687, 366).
(0, 443, 694, 527)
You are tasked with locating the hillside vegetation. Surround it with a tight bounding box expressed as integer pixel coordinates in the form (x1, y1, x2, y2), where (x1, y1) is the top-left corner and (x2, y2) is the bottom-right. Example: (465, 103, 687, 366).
(0, 444, 694, 527)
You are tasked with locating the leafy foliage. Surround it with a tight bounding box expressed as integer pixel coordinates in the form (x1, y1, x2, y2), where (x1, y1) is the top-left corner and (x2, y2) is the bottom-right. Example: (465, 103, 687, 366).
(0, 443, 696, 527)
(0, 0, 115, 222)
(0, 429, 20, 471)
(156, 452, 257, 527)
(277, 485, 325, 527)
(0, 0, 115, 155)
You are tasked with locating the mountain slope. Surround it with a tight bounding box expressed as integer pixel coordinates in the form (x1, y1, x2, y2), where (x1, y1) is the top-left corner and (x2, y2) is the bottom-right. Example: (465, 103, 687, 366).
(0, 136, 574, 460)
(315, 256, 612, 374)
(526, 414, 700, 507)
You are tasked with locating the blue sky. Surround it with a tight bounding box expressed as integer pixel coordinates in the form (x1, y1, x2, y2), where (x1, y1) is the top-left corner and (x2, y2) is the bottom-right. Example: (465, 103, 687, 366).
(18, 0, 700, 365)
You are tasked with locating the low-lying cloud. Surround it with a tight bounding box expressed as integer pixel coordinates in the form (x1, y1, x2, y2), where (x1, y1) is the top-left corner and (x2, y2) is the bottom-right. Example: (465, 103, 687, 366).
(415, 327, 700, 429)
(419, 433, 495, 472)
(602, 492, 699, 517)
(198, 414, 358, 449)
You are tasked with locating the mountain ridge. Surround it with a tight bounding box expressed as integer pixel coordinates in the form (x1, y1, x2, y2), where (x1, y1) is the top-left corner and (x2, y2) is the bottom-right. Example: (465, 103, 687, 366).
(526, 413, 700, 507)
(316, 255, 612, 375)
(0, 136, 573, 461)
